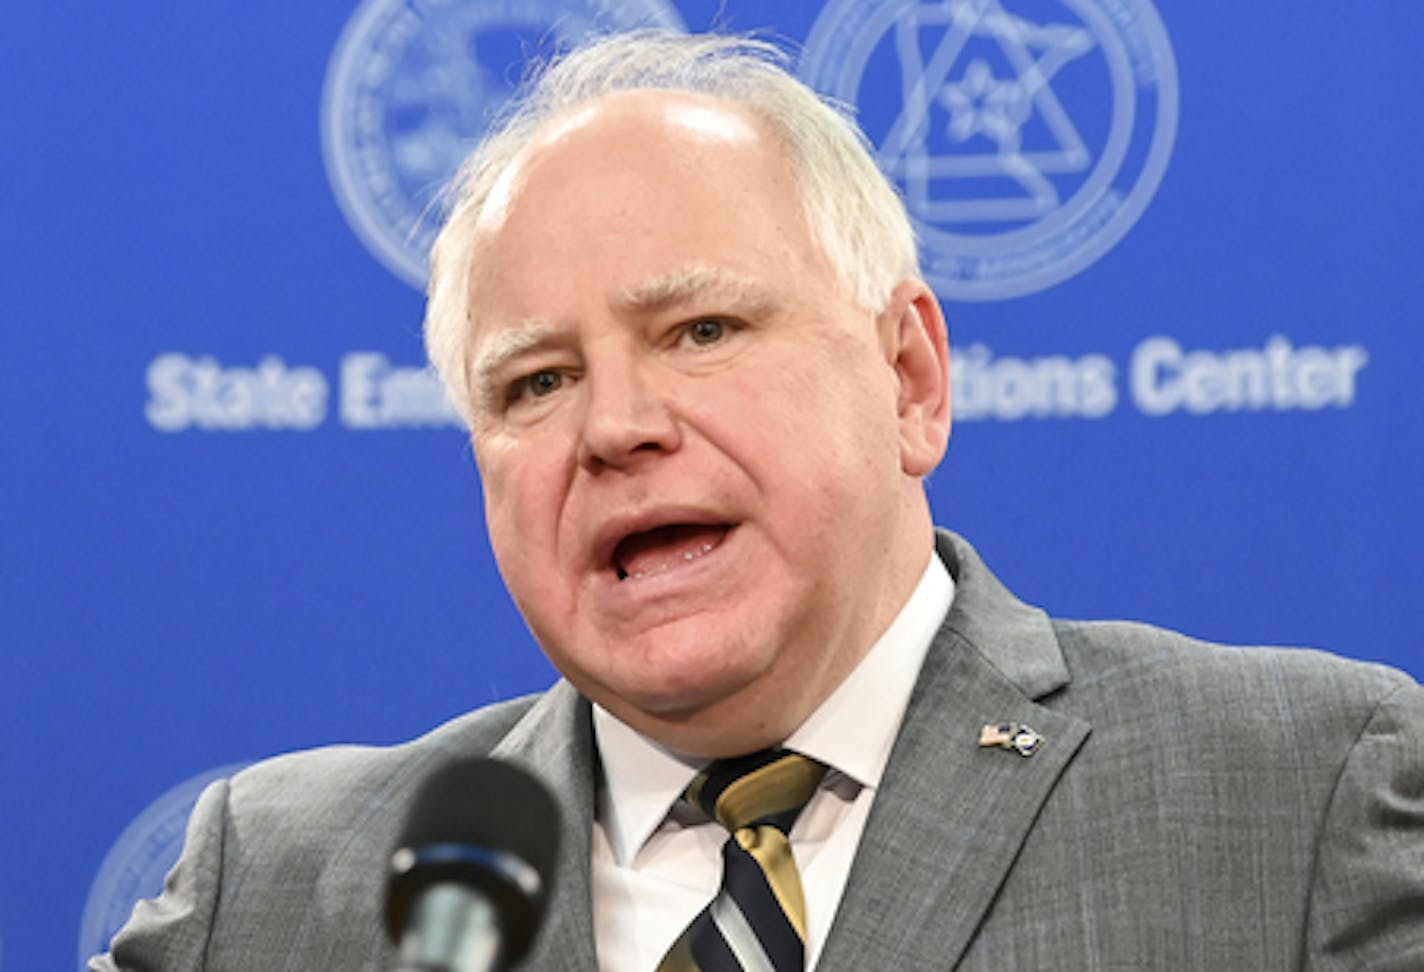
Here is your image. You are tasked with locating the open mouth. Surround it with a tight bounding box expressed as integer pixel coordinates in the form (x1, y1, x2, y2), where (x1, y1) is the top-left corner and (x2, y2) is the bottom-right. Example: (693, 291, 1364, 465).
(612, 523, 731, 581)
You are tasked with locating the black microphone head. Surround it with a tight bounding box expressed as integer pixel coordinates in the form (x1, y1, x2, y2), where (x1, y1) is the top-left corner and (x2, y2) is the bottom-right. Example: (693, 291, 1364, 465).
(385, 757, 561, 967)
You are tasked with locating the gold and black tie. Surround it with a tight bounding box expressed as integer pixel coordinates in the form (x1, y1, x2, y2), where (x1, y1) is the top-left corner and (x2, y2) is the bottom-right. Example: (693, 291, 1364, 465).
(658, 749, 827, 972)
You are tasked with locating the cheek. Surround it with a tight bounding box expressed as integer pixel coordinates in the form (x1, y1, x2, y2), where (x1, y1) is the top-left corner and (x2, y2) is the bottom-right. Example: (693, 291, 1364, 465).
(758, 349, 899, 468)
(478, 448, 562, 568)
(696, 375, 882, 549)
(483, 469, 574, 639)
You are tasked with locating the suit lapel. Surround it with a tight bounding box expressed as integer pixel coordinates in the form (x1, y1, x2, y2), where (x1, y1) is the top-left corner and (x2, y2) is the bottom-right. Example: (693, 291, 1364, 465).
(490, 680, 601, 972)
(818, 532, 1092, 969)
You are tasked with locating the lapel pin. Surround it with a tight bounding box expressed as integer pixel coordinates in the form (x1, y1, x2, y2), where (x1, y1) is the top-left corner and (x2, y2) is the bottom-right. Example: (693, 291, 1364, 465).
(979, 722, 1044, 757)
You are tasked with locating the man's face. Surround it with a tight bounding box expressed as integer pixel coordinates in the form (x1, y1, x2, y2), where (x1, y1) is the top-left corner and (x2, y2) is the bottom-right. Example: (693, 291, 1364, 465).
(464, 91, 948, 756)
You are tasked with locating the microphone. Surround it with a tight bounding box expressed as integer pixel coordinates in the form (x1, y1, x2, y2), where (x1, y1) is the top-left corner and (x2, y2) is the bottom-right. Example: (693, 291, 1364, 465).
(385, 757, 561, 972)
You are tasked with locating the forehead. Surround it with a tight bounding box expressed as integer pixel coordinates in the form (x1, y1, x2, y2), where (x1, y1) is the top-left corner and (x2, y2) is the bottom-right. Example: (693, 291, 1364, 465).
(465, 90, 824, 322)
(476, 90, 775, 240)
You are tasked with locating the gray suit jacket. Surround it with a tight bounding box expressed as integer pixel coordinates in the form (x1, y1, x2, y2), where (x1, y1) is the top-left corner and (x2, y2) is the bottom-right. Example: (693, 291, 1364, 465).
(94, 531, 1424, 969)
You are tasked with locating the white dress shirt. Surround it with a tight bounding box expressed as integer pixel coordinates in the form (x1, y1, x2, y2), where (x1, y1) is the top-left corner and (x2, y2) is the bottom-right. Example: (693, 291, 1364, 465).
(591, 551, 954, 970)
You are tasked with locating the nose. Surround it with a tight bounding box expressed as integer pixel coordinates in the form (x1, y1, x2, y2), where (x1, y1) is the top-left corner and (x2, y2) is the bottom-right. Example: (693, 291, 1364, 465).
(575, 349, 681, 471)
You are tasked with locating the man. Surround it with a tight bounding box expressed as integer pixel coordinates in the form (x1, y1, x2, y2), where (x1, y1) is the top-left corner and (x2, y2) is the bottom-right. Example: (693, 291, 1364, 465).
(95, 31, 1423, 970)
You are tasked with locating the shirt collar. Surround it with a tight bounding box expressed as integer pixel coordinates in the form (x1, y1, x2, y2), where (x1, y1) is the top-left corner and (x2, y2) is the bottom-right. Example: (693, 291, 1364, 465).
(593, 550, 954, 865)
(786, 551, 952, 789)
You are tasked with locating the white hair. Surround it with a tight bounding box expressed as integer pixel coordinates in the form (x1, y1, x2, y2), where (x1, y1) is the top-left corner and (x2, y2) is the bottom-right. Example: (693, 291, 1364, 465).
(424, 31, 920, 427)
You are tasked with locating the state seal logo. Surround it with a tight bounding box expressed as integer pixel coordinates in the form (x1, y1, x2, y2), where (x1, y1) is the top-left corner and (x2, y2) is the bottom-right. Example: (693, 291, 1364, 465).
(321, 0, 686, 289)
(77, 762, 248, 967)
(801, 0, 1179, 301)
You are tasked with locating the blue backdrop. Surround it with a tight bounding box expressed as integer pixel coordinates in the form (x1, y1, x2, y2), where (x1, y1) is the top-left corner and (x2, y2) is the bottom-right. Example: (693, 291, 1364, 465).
(4, 1, 1421, 967)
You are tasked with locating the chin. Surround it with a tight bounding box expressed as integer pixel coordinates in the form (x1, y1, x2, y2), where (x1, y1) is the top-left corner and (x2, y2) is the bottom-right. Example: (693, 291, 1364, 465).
(555, 621, 790, 723)
(614, 670, 752, 717)
(591, 656, 772, 730)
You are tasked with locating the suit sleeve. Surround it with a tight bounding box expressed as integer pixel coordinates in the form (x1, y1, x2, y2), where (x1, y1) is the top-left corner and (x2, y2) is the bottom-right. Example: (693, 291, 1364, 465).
(1305, 680, 1424, 969)
(88, 778, 230, 972)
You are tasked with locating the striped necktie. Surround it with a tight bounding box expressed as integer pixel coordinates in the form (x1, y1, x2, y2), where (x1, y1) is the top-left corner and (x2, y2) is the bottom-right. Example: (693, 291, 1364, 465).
(658, 749, 828, 972)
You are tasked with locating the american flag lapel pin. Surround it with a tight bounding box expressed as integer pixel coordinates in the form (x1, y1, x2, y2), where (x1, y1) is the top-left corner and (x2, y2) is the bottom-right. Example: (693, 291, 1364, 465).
(979, 722, 1044, 757)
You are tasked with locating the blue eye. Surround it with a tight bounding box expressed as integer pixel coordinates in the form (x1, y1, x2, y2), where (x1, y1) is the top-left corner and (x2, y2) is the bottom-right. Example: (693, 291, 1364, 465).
(508, 369, 562, 405)
(686, 318, 726, 345)
(528, 370, 562, 396)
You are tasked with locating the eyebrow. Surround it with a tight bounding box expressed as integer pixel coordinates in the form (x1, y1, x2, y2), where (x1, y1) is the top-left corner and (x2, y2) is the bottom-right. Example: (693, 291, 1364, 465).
(615, 265, 777, 317)
(468, 320, 563, 415)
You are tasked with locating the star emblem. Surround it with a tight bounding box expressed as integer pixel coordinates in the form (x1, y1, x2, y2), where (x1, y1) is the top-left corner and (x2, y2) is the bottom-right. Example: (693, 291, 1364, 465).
(940, 57, 1022, 144)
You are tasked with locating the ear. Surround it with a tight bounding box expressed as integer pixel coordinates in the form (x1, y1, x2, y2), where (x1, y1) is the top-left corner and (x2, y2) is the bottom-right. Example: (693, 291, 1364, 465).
(876, 279, 952, 477)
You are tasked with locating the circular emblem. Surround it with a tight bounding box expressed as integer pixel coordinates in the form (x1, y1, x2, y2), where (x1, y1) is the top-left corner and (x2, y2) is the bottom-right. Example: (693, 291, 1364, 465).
(77, 762, 248, 966)
(801, 0, 1179, 301)
(321, 0, 687, 289)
